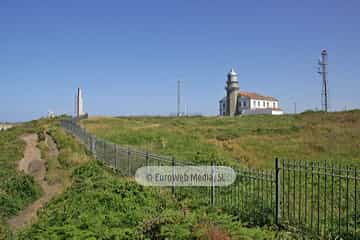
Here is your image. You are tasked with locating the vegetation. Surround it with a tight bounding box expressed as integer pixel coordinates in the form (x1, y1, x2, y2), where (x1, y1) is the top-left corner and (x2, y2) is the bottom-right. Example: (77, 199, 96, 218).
(18, 161, 299, 239)
(0, 117, 89, 239)
(0, 119, 299, 239)
(36, 139, 60, 185)
(0, 121, 44, 239)
(82, 111, 360, 168)
(48, 125, 89, 167)
(4, 111, 358, 239)
(37, 123, 90, 187)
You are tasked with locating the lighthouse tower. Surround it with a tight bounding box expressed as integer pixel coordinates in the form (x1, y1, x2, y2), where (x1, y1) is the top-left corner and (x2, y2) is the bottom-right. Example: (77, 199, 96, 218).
(225, 68, 239, 116)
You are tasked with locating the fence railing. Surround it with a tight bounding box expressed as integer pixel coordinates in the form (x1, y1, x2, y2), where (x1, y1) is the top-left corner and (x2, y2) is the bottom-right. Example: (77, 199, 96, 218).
(280, 160, 359, 238)
(61, 119, 359, 239)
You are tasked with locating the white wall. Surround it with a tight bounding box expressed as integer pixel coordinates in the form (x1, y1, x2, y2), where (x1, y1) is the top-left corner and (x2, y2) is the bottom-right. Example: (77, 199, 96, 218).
(272, 109, 283, 115)
(220, 96, 281, 115)
(242, 108, 283, 115)
(0, 124, 13, 131)
(249, 99, 278, 110)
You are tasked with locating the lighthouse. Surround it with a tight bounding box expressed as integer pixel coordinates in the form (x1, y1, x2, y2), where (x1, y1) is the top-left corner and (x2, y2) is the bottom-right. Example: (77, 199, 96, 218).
(225, 68, 240, 116)
(219, 68, 283, 116)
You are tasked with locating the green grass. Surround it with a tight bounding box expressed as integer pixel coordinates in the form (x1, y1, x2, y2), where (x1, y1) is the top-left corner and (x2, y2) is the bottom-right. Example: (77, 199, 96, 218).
(82, 110, 360, 168)
(0, 116, 88, 238)
(0, 121, 45, 239)
(4, 114, 354, 239)
(37, 121, 90, 188)
(37, 139, 61, 185)
(79, 111, 360, 238)
(48, 125, 90, 167)
(17, 161, 300, 240)
(4, 119, 301, 239)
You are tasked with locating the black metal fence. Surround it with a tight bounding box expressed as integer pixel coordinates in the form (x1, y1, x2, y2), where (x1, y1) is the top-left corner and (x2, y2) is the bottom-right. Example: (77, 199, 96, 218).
(280, 160, 359, 238)
(61, 120, 359, 239)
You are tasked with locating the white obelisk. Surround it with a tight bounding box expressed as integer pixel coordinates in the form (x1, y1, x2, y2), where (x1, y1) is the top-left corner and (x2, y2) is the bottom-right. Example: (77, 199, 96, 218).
(76, 88, 84, 118)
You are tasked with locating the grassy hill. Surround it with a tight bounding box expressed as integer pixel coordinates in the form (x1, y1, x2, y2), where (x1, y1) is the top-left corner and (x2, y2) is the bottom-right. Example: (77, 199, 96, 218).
(0, 118, 90, 239)
(0, 121, 44, 239)
(19, 161, 298, 240)
(2, 112, 359, 239)
(1, 119, 301, 239)
(82, 110, 360, 168)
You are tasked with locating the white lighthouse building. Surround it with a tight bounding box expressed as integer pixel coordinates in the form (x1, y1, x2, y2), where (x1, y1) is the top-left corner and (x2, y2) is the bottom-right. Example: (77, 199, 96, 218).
(219, 69, 283, 116)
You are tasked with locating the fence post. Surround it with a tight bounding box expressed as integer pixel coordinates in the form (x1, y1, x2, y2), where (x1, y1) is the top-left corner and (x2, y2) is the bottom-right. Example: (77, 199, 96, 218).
(113, 143, 117, 171)
(275, 157, 281, 225)
(91, 136, 96, 157)
(127, 147, 131, 176)
(146, 151, 149, 166)
(211, 161, 215, 207)
(103, 141, 106, 163)
(172, 157, 175, 195)
(145, 151, 149, 180)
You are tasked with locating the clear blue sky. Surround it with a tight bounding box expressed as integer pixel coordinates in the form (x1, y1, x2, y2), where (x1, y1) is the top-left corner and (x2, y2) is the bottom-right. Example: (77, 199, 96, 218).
(1, 0, 359, 122)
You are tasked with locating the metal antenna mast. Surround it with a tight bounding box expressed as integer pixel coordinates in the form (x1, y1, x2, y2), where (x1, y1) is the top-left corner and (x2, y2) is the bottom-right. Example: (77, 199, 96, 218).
(74, 94, 77, 116)
(318, 49, 329, 112)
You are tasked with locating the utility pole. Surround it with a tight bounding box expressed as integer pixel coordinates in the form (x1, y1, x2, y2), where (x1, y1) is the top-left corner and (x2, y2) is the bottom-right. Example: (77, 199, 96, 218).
(294, 102, 297, 114)
(318, 49, 329, 112)
(74, 94, 77, 116)
(177, 80, 181, 117)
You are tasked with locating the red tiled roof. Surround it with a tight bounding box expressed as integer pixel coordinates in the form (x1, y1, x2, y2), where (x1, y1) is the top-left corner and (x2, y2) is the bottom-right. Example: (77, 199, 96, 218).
(239, 91, 278, 101)
(251, 108, 283, 111)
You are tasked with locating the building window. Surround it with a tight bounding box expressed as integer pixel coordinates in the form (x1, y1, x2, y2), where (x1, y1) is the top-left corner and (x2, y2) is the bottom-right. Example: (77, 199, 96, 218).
(273, 102, 275, 108)
(267, 102, 269, 108)
(263, 101, 265, 107)
(243, 101, 246, 107)
(258, 101, 260, 107)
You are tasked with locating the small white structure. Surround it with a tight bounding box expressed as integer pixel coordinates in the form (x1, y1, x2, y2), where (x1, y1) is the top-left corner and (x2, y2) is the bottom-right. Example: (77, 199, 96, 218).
(219, 69, 283, 116)
(75, 88, 85, 118)
(0, 123, 13, 131)
(48, 111, 56, 119)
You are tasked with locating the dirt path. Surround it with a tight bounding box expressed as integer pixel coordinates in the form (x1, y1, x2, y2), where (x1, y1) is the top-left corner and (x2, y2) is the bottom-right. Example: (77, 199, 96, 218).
(7, 134, 61, 231)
